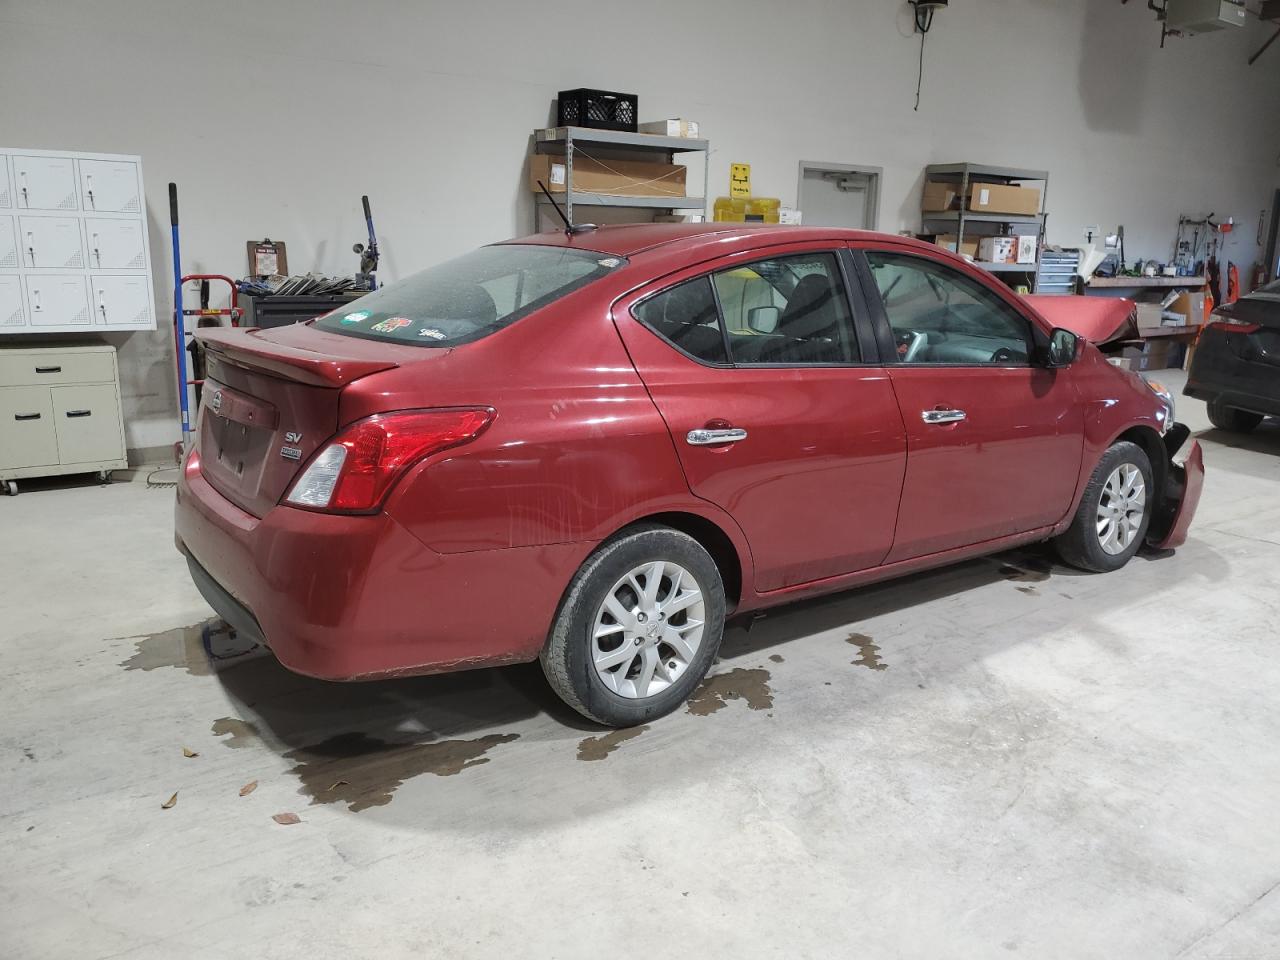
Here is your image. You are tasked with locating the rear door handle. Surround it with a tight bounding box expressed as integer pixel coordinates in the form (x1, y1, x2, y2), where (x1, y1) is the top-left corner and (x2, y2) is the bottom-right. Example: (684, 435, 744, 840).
(686, 427, 748, 446)
(922, 408, 966, 424)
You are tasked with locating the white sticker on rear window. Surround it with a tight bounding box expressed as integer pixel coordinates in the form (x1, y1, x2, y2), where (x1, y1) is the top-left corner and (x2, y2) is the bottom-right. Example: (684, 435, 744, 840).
(418, 327, 447, 340)
(342, 310, 370, 324)
(597, 257, 622, 268)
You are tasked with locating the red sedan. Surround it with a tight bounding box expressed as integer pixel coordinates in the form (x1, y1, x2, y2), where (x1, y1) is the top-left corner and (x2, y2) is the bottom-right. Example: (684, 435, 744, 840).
(175, 224, 1203, 727)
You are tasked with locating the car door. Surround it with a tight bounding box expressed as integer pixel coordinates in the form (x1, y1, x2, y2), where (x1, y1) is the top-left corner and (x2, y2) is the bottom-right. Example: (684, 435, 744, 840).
(854, 244, 1084, 562)
(614, 243, 907, 592)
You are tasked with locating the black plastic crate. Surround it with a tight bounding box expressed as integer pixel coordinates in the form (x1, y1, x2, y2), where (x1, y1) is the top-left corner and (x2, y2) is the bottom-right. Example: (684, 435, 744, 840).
(557, 88, 638, 132)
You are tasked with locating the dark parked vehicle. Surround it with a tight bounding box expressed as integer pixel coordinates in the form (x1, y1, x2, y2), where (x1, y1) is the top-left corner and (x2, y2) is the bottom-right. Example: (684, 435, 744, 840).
(1185, 279, 1280, 432)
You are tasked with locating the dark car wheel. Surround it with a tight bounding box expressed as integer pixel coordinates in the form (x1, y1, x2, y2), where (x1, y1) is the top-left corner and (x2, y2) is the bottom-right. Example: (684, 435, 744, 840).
(1207, 398, 1263, 433)
(541, 524, 726, 728)
(1053, 441, 1154, 573)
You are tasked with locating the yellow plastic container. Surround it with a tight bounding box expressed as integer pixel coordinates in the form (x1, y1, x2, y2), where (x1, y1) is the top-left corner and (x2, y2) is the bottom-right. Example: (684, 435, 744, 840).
(713, 196, 747, 222)
(746, 197, 781, 224)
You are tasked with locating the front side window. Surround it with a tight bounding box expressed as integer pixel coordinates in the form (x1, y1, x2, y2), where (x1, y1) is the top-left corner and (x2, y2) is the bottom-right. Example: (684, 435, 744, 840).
(866, 251, 1032, 364)
(713, 253, 858, 364)
(313, 244, 626, 347)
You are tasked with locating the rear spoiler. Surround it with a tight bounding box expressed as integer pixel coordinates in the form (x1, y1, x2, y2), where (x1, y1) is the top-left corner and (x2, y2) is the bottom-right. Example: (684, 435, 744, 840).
(196, 327, 398, 388)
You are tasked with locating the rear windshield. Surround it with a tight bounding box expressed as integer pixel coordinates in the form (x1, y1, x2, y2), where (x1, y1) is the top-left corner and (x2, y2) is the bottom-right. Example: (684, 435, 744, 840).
(313, 244, 626, 346)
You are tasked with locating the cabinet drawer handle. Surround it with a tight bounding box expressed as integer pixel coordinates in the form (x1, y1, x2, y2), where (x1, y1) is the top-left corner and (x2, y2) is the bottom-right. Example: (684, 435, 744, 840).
(14, 413, 42, 421)
(65, 409, 92, 418)
(35, 366, 62, 374)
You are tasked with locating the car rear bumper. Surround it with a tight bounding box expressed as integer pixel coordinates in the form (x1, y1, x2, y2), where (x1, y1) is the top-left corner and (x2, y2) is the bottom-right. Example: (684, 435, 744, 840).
(175, 464, 589, 680)
(1147, 423, 1204, 551)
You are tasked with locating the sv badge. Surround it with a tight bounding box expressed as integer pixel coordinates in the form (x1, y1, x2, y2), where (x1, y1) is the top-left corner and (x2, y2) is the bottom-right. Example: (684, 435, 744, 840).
(280, 431, 303, 461)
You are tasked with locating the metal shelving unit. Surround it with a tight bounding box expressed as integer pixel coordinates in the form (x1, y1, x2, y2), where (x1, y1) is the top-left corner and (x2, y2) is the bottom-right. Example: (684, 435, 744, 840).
(532, 126, 709, 230)
(922, 162, 1049, 291)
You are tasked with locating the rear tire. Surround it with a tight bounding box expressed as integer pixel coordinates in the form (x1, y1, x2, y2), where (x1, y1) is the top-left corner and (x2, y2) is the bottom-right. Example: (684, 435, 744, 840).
(541, 524, 726, 728)
(1053, 441, 1153, 573)
(1207, 398, 1262, 433)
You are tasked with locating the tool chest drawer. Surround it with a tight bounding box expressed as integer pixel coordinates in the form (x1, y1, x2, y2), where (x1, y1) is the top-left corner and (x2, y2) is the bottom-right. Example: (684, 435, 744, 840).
(0, 343, 128, 486)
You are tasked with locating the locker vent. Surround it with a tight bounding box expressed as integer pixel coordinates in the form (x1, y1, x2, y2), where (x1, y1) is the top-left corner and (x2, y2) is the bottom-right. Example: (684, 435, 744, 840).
(127, 252, 145, 269)
(4, 306, 23, 325)
(0, 185, 10, 207)
(121, 197, 140, 213)
(64, 250, 84, 269)
(58, 193, 77, 210)
(0, 249, 15, 268)
(134, 305, 151, 320)
(71, 305, 90, 323)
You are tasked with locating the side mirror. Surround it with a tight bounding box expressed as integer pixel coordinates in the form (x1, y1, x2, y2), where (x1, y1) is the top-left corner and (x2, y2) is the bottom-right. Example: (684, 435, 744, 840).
(747, 305, 780, 333)
(1043, 327, 1080, 368)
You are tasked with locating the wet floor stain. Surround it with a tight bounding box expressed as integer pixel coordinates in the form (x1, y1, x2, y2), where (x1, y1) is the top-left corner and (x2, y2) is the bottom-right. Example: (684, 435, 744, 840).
(119, 619, 260, 675)
(284, 732, 520, 812)
(212, 717, 260, 749)
(686, 668, 774, 716)
(577, 725, 649, 762)
(768, 654, 785, 663)
(1016, 585, 1039, 596)
(847, 633, 888, 671)
(998, 556, 1053, 583)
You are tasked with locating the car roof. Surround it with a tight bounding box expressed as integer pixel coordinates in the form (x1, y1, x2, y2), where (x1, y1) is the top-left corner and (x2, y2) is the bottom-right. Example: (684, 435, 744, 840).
(499, 222, 932, 259)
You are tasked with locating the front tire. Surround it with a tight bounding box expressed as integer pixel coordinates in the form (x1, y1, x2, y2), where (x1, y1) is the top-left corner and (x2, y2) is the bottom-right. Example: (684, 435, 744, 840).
(1207, 398, 1262, 433)
(1053, 441, 1154, 573)
(541, 525, 726, 727)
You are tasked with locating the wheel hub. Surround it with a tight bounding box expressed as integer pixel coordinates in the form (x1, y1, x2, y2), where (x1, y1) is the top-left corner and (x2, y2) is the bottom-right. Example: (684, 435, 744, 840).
(1096, 463, 1146, 556)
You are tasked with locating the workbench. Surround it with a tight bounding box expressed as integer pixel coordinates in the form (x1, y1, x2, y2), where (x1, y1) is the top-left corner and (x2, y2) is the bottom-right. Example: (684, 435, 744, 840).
(1083, 276, 1208, 371)
(1085, 275, 1206, 291)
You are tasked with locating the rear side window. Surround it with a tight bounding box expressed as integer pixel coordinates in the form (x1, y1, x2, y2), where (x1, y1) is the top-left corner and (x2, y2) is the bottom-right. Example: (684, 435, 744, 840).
(313, 244, 626, 347)
(634, 278, 728, 364)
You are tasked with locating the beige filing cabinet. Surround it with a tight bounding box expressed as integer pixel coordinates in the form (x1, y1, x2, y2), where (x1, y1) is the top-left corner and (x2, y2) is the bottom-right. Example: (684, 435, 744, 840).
(0, 344, 128, 494)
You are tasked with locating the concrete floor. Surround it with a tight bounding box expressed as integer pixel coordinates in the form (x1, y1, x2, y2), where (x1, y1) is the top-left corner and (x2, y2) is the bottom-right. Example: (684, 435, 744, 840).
(5, 370, 1280, 959)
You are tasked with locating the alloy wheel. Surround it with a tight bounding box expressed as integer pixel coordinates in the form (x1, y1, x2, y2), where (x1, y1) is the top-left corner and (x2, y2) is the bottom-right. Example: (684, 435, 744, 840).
(1096, 463, 1146, 555)
(591, 560, 705, 699)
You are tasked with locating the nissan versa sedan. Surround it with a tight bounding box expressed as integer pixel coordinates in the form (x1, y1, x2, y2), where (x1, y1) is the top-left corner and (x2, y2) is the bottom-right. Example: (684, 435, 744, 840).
(175, 224, 1204, 727)
(1184, 277, 1280, 432)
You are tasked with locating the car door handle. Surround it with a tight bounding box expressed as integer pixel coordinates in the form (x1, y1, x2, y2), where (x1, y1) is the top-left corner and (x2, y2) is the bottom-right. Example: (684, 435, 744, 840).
(922, 408, 966, 424)
(686, 427, 748, 445)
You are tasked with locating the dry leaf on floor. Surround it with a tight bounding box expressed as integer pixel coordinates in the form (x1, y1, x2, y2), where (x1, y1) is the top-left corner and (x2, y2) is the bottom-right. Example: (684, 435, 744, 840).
(239, 780, 258, 797)
(272, 812, 301, 825)
(182, 748, 198, 758)
(327, 780, 349, 791)
(161, 792, 178, 809)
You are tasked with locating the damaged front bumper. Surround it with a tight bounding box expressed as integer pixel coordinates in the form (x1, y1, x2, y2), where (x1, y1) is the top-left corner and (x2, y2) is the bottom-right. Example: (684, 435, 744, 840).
(1147, 423, 1204, 550)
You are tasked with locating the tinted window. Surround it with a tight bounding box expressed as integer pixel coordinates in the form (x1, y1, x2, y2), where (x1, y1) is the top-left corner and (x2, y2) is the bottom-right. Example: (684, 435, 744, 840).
(313, 245, 626, 347)
(714, 253, 857, 364)
(866, 252, 1031, 364)
(634, 277, 728, 364)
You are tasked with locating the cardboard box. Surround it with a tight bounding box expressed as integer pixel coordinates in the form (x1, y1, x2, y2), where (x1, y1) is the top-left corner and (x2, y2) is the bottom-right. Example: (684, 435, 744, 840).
(638, 119, 700, 138)
(1160, 290, 1206, 326)
(969, 182, 1041, 216)
(922, 181, 959, 212)
(529, 153, 686, 198)
(978, 236, 1018, 264)
(934, 234, 979, 258)
(1016, 234, 1038, 264)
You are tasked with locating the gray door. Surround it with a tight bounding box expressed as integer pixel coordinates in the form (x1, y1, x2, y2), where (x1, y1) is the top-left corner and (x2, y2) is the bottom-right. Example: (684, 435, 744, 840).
(798, 164, 880, 229)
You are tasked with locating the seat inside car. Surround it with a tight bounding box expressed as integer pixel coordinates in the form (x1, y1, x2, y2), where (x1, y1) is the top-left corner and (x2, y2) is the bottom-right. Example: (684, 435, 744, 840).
(756, 273, 844, 363)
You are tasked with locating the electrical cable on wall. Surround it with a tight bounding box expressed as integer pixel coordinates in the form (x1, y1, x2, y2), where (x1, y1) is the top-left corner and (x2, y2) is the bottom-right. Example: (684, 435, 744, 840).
(910, 0, 947, 111)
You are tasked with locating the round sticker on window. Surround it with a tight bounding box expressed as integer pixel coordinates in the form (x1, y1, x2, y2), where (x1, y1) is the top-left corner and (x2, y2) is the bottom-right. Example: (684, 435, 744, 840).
(341, 310, 371, 324)
(371, 316, 412, 333)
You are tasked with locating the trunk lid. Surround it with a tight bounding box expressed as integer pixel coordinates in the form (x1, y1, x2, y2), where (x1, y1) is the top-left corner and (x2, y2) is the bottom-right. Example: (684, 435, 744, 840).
(195, 325, 407, 518)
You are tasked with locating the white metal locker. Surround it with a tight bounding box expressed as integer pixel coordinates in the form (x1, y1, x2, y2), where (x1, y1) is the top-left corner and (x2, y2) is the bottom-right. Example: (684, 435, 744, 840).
(0, 276, 25, 328)
(0, 214, 17, 268)
(18, 216, 85, 269)
(84, 218, 145, 270)
(12, 155, 78, 211)
(25, 275, 91, 326)
(78, 159, 141, 214)
(91, 275, 152, 326)
(0, 156, 11, 208)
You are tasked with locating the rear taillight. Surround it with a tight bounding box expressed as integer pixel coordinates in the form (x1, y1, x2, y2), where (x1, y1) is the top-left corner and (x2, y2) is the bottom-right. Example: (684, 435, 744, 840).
(285, 407, 493, 513)
(1208, 317, 1261, 334)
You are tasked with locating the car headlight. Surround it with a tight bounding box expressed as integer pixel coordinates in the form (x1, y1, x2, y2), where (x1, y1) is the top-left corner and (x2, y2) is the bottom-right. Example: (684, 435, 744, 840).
(1145, 378, 1175, 434)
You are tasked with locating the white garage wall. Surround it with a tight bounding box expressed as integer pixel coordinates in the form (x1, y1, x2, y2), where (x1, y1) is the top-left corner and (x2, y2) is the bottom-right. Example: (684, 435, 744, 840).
(2, 0, 1278, 455)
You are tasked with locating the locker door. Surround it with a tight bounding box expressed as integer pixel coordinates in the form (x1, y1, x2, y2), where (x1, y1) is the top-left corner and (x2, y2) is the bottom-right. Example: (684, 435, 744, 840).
(85, 218, 146, 270)
(12, 155, 78, 211)
(51, 384, 124, 464)
(79, 159, 141, 214)
(19, 216, 85, 269)
(25, 275, 91, 327)
(0, 387, 59, 468)
(91, 275, 153, 326)
(0, 156, 12, 208)
(0, 214, 17, 268)
(0, 276, 26, 328)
